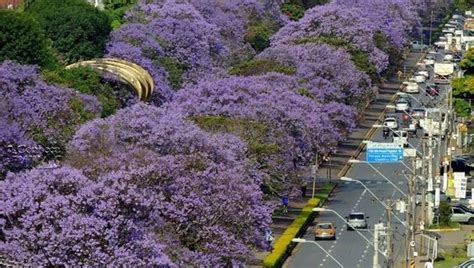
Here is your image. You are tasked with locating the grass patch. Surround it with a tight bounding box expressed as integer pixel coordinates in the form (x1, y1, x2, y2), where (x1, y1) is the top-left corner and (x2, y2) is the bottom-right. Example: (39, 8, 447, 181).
(428, 222, 461, 229)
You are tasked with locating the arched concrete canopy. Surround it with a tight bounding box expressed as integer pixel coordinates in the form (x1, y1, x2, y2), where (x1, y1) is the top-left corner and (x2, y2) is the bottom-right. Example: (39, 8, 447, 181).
(66, 58, 154, 101)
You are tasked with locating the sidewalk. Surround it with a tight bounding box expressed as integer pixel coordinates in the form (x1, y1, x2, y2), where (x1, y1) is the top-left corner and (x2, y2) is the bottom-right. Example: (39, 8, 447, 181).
(249, 51, 425, 267)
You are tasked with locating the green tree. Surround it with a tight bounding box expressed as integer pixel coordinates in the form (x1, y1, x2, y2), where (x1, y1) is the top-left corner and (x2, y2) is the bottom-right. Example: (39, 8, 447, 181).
(438, 201, 452, 226)
(27, 0, 111, 64)
(0, 10, 56, 68)
(460, 48, 474, 75)
(454, 98, 472, 118)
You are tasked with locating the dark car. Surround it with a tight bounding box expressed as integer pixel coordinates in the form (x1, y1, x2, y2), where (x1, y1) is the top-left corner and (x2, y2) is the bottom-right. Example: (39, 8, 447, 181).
(425, 84, 440, 97)
(440, 158, 474, 175)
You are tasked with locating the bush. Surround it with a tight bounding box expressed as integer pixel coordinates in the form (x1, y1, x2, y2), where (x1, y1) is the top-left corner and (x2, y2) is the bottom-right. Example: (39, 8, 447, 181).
(0, 10, 56, 68)
(245, 23, 273, 52)
(157, 57, 186, 90)
(264, 198, 320, 268)
(229, 59, 296, 76)
(103, 0, 137, 29)
(42, 67, 121, 117)
(439, 201, 452, 226)
(281, 3, 305, 21)
(27, 0, 112, 64)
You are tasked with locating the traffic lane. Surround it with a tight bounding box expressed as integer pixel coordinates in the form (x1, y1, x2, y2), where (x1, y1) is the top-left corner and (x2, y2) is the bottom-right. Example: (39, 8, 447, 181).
(329, 184, 404, 267)
(288, 184, 371, 268)
(288, 183, 392, 268)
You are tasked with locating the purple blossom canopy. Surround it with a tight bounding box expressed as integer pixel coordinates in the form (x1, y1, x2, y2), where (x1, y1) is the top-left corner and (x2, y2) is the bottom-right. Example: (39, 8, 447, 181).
(0, 61, 101, 175)
(172, 74, 355, 195)
(257, 43, 374, 106)
(66, 103, 272, 266)
(270, 5, 389, 72)
(0, 165, 173, 266)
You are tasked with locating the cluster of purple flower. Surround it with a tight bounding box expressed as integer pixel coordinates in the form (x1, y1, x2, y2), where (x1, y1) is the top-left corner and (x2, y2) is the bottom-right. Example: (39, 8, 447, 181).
(0, 61, 101, 177)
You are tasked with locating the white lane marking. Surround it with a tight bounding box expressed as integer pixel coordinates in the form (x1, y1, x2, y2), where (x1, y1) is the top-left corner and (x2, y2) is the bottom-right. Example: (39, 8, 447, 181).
(320, 263, 324, 266)
(331, 244, 335, 248)
(398, 181, 403, 185)
(338, 232, 342, 236)
(328, 249, 332, 253)
(362, 189, 367, 196)
(377, 181, 382, 184)
(322, 258, 327, 262)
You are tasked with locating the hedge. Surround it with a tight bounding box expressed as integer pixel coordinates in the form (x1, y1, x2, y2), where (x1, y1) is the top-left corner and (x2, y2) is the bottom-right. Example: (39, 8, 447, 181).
(263, 198, 320, 268)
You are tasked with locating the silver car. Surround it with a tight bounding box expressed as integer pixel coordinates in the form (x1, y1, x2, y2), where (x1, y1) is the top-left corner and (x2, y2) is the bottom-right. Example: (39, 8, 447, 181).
(346, 212, 368, 230)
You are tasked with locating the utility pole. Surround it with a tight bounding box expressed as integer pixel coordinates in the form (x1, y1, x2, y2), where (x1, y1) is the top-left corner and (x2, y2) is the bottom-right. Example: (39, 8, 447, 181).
(386, 200, 393, 268)
(427, 115, 434, 224)
(374, 223, 383, 268)
(405, 157, 418, 268)
(421, 140, 427, 226)
(311, 154, 319, 199)
(429, 10, 433, 46)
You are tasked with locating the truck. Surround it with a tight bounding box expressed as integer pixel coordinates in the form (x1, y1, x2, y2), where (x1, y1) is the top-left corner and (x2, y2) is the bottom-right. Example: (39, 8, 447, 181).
(419, 109, 448, 139)
(433, 62, 454, 84)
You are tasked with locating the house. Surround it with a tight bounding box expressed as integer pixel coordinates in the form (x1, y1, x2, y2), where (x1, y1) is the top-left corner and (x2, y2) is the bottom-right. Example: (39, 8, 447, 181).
(0, 0, 21, 9)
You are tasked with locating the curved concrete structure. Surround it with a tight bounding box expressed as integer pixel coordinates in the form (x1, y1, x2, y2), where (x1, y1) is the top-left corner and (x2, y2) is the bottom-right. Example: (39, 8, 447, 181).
(66, 58, 154, 101)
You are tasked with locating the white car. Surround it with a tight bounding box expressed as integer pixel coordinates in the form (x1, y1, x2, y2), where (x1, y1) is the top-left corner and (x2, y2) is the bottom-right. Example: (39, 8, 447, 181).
(395, 98, 411, 112)
(434, 41, 447, 48)
(423, 58, 435, 65)
(413, 74, 426, 83)
(416, 70, 429, 78)
(444, 54, 454, 61)
(404, 81, 419, 93)
(383, 117, 399, 129)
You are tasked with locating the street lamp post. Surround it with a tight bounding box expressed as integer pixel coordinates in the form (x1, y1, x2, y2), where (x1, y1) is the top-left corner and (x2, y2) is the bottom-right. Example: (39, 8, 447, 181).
(291, 238, 344, 268)
(348, 159, 407, 198)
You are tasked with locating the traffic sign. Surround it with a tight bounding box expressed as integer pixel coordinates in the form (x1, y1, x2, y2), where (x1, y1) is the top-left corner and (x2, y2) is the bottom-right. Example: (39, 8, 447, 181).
(367, 143, 403, 163)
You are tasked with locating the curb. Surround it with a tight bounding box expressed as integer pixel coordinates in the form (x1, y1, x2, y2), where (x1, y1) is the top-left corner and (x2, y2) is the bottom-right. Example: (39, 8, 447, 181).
(338, 52, 427, 178)
(428, 228, 461, 232)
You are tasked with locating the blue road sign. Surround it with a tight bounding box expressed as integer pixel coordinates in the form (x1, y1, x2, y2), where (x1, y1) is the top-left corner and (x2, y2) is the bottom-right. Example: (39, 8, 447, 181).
(366, 143, 403, 163)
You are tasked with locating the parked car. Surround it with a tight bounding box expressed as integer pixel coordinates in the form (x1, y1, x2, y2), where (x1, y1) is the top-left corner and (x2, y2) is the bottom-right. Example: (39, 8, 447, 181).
(383, 117, 399, 129)
(425, 83, 440, 97)
(345, 212, 368, 231)
(411, 108, 425, 119)
(444, 54, 454, 61)
(450, 206, 474, 224)
(395, 98, 411, 112)
(413, 74, 426, 83)
(453, 155, 474, 166)
(410, 40, 428, 51)
(416, 70, 430, 78)
(434, 41, 447, 48)
(314, 222, 336, 240)
(403, 81, 419, 93)
(450, 159, 474, 175)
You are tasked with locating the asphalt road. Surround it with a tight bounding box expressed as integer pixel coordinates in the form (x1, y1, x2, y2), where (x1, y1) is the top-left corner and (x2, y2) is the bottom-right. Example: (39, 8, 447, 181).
(286, 47, 453, 268)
